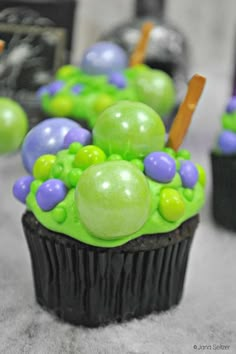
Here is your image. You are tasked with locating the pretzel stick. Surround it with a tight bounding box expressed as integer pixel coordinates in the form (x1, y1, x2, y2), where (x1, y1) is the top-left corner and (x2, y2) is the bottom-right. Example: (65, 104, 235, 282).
(166, 74, 206, 151)
(129, 22, 154, 67)
(0, 40, 5, 54)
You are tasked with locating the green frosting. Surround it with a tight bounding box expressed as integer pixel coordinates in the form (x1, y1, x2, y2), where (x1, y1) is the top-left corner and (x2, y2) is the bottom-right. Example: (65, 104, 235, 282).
(40, 64, 175, 128)
(26, 146, 205, 248)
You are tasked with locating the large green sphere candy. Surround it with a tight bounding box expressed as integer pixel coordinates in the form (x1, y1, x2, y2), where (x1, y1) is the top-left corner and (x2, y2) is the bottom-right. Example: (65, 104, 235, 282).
(134, 70, 176, 118)
(93, 101, 166, 160)
(76, 161, 151, 239)
(0, 98, 28, 154)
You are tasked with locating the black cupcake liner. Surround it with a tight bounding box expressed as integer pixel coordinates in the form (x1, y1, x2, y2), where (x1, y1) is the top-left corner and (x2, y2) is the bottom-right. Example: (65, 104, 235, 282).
(211, 152, 236, 231)
(22, 211, 198, 327)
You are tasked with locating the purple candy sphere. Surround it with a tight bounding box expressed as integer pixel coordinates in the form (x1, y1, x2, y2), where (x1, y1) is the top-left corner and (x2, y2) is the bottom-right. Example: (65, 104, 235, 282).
(226, 96, 236, 113)
(36, 179, 67, 211)
(144, 152, 176, 183)
(71, 84, 84, 95)
(48, 81, 64, 95)
(22, 118, 80, 173)
(13, 175, 34, 204)
(63, 127, 91, 148)
(218, 130, 236, 154)
(179, 161, 198, 188)
(80, 41, 128, 76)
(36, 85, 48, 98)
(108, 72, 127, 89)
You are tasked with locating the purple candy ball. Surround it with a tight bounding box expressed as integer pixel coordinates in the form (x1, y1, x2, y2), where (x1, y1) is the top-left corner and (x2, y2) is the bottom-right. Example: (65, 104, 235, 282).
(36, 85, 48, 98)
(36, 179, 67, 211)
(71, 84, 84, 95)
(108, 72, 127, 89)
(80, 41, 128, 76)
(63, 127, 91, 148)
(226, 96, 236, 113)
(13, 176, 34, 204)
(218, 130, 236, 154)
(48, 81, 64, 95)
(22, 118, 80, 173)
(144, 152, 176, 183)
(179, 161, 198, 188)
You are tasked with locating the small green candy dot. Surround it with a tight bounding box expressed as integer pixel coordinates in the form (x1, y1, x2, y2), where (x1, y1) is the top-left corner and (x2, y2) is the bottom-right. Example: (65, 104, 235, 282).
(177, 149, 191, 160)
(52, 207, 67, 224)
(196, 163, 206, 187)
(176, 159, 181, 170)
(30, 180, 42, 193)
(131, 159, 144, 171)
(51, 163, 63, 178)
(69, 142, 83, 154)
(68, 168, 83, 187)
(183, 188, 194, 201)
(162, 147, 176, 158)
(107, 154, 123, 161)
(159, 188, 185, 222)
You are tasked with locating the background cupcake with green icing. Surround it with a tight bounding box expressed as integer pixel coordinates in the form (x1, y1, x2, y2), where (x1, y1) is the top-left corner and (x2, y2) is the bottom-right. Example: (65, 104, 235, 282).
(38, 23, 176, 129)
(13, 74, 206, 326)
(211, 95, 236, 230)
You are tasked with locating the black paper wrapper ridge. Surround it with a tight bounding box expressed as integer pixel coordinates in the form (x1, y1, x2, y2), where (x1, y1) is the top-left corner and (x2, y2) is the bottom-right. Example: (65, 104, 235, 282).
(211, 152, 236, 231)
(22, 211, 199, 327)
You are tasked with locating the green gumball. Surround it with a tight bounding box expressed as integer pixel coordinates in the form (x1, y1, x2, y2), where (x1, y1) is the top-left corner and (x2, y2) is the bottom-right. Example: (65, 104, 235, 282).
(75, 160, 151, 239)
(134, 69, 176, 118)
(0, 98, 28, 154)
(93, 101, 166, 160)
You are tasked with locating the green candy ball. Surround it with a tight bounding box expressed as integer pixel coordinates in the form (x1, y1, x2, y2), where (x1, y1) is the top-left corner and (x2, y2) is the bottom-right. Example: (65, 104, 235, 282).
(0, 98, 28, 154)
(93, 101, 166, 160)
(76, 161, 151, 239)
(159, 188, 185, 222)
(134, 70, 176, 118)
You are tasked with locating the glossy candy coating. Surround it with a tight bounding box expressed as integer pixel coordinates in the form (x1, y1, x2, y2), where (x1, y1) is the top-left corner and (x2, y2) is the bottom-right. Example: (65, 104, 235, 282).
(144, 152, 176, 183)
(108, 72, 127, 88)
(63, 127, 91, 148)
(93, 101, 166, 160)
(179, 161, 198, 188)
(93, 94, 114, 114)
(226, 96, 236, 113)
(80, 41, 128, 76)
(134, 70, 175, 118)
(33, 154, 56, 181)
(218, 130, 236, 154)
(159, 188, 185, 222)
(36, 179, 67, 211)
(76, 161, 151, 238)
(0, 98, 28, 154)
(22, 118, 79, 173)
(13, 176, 34, 204)
(48, 81, 64, 95)
(74, 145, 106, 169)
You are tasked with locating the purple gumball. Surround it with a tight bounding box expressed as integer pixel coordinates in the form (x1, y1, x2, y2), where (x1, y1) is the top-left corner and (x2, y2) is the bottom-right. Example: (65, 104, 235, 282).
(36, 179, 67, 211)
(71, 84, 84, 95)
(144, 152, 176, 183)
(48, 81, 64, 95)
(80, 42, 128, 76)
(226, 96, 236, 113)
(22, 118, 80, 173)
(63, 127, 91, 148)
(108, 72, 127, 89)
(179, 161, 198, 188)
(13, 176, 34, 204)
(218, 130, 236, 154)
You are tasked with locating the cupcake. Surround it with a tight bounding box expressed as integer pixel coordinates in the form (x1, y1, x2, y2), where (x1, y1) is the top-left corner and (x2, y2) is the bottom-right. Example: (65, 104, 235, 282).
(13, 75, 206, 326)
(39, 40, 176, 129)
(211, 96, 236, 230)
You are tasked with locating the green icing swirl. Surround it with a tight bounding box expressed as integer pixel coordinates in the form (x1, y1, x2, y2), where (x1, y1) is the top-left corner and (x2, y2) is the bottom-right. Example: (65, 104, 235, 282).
(26, 146, 205, 248)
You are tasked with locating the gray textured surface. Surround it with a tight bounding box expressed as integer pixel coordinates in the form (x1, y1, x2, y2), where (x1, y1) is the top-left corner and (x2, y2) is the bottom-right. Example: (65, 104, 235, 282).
(1, 0, 236, 353)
